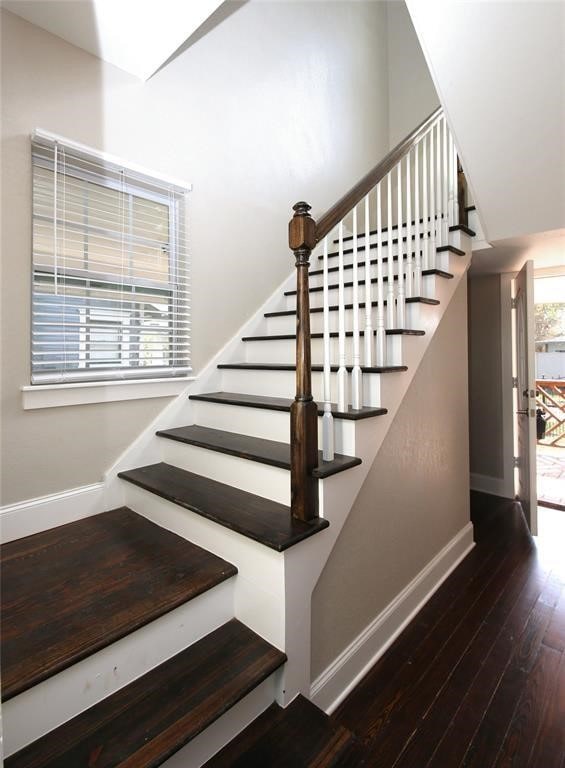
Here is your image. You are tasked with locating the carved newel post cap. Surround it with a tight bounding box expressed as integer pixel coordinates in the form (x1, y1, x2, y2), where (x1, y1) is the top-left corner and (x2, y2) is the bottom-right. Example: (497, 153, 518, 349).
(292, 201, 312, 216)
(289, 201, 316, 252)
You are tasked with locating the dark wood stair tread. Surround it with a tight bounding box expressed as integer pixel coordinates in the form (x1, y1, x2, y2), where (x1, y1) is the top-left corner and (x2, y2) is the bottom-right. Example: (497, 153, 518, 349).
(449, 223, 476, 236)
(6, 619, 286, 768)
(284, 269, 452, 296)
(203, 694, 356, 768)
(218, 362, 407, 374)
(189, 392, 387, 421)
(156, 425, 362, 479)
(436, 244, 465, 255)
(0, 507, 237, 701)
(264, 296, 440, 319)
(242, 328, 425, 342)
(118, 463, 329, 551)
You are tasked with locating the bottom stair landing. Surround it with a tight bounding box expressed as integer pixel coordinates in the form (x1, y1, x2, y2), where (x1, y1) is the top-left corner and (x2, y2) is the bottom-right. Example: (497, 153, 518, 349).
(203, 695, 363, 768)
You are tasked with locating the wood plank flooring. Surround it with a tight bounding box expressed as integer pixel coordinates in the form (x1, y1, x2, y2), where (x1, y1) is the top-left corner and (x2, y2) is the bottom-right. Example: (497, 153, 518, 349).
(332, 492, 565, 767)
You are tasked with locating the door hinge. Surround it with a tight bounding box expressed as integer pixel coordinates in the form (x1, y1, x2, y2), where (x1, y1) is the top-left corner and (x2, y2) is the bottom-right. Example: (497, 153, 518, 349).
(513, 456, 521, 469)
(511, 297, 518, 309)
(512, 377, 518, 388)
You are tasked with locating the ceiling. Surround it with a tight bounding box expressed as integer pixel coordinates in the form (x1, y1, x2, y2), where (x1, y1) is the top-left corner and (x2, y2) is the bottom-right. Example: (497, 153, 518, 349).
(2, 0, 226, 80)
(470, 229, 565, 276)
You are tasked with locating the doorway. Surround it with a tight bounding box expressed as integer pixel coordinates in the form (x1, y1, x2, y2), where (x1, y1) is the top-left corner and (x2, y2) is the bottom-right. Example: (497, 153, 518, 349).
(534, 273, 565, 514)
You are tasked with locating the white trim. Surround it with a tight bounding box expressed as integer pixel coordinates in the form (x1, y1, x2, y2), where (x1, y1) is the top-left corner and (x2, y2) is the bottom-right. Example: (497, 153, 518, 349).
(470, 472, 509, 498)
(310, 522, 475, 714)
(500, 272, 517, 500)
(32, 128, 192, 192)
(0, 482, 105, 543)
(21, 376, 197, 409)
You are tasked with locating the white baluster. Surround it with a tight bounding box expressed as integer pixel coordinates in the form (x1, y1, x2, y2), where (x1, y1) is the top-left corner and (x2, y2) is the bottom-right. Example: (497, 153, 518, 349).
(442, 117, 449, 244)
(337, 221, 347, 413)
(351, 207, 362, 409)
(436, 118, 442, 247)
(375, 181, 386, 366)
(414, 141, 422, 296)
(405, 150, 413, 299)
(452, 135, 458, 227)
(429, 124, 436, 269)
(363, 194, 373, 373)
(396, 161, 405, 329)
(448, 128, 455, 227)
(386, 173, 395, 329)
(422, 132, 429, 271)
(322, 235, 334, 460)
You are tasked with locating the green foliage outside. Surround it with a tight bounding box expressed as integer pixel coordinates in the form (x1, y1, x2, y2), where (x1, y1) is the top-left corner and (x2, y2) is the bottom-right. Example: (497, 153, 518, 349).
(535, 303, 565, 343)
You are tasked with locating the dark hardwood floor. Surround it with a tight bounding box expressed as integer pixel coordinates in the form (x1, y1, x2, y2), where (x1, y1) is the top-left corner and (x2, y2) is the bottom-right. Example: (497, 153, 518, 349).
(332, 492, 565, 768)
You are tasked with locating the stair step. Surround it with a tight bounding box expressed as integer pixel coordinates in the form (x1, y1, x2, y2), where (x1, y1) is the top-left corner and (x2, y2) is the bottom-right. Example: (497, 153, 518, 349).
(265, 296, 440, 319)
(321, 233, 424, 260)
(0, 507, 237, 701)
(436, 244, 465, 255)
(6, 619, 286, 768)
(156, 425, 362, 479)
(242, 329, 425, 342)
(203, 694, 356, 768)
(309, 253, 427, 278)
(449, 223, 476, 236)
(189, 392, 387, 421)
(284, 269, 453, 297)
(334, 215, 445, 243)
(217, 362, 407, 374)
(118, 463, 329, 551)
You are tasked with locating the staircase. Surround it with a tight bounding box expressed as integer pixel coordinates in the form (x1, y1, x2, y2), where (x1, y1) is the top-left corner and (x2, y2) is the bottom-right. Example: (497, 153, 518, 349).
(1, 109, 476, 766)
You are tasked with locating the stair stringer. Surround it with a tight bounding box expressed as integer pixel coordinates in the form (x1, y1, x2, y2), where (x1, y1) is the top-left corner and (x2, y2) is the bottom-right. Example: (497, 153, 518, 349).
(276, 230, 472, 705)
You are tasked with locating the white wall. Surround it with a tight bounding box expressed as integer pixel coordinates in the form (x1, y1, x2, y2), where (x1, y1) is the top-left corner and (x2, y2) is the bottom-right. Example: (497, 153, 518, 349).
(1, 1, 391, 504)
(406, 0, 565, 243)
(386, 0, 438, 147)
(312, 278, 470, 677)
(537, 353, 565, 380)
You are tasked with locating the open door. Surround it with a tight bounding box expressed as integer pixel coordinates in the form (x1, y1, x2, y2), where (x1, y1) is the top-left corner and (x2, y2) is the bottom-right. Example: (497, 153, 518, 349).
(513, 260, 537, 534)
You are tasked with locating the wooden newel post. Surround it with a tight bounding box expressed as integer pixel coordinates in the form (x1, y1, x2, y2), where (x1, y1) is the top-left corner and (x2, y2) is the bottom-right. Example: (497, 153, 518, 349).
(457, 159, 468, 228)
(288, 202, 319, 521)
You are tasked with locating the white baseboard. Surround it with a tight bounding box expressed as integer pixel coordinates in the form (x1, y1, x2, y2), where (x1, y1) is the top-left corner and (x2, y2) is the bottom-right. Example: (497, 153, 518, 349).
(310, 521, 475, 714)
(0, 482, 105, 543)
(470, 472, 511, 499)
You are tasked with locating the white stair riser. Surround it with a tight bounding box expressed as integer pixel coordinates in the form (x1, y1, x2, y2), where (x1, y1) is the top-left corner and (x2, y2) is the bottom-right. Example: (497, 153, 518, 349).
(160, 439, 292, 505)
(220, 368, 382, 407)
(244, 335, 404, 366)
(121, 485, 286, 652)
(265, 302, 426, 336)
(190, 400, 357, 455)
(3, 579, 235, 756)
(285, 273, 440, 311)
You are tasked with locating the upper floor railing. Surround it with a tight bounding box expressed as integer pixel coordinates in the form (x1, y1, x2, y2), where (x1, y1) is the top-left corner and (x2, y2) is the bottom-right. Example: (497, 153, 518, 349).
(288, 107, 468, 521)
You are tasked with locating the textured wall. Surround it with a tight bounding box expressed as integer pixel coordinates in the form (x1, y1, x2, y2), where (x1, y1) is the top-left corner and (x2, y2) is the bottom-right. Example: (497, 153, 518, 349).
(312, 278, 470, 678)
(468, 274, 504, 480)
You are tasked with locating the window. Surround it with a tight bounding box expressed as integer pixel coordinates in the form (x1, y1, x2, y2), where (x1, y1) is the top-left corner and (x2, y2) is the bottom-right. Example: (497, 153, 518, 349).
(31, 130, 191, 384)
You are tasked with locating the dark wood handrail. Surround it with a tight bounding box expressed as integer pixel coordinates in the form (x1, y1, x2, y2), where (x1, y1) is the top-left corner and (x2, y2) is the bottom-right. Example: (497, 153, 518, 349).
(315, 105, 442, 243)
(287, 105, 449, 522)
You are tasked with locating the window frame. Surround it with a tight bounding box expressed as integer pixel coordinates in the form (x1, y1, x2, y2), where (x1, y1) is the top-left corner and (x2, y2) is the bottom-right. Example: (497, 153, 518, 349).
(30, 130, 192, 386)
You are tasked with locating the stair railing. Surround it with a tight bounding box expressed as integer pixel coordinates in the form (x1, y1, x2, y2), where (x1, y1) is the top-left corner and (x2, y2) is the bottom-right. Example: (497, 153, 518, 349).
(288, 106, 467, 521)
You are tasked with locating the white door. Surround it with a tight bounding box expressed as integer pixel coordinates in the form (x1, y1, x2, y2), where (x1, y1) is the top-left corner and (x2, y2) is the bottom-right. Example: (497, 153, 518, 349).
(514, 260, 537, 534)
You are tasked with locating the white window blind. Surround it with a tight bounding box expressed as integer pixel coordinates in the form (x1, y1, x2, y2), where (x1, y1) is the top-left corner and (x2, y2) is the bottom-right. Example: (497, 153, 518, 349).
(31, 130, 191, 385)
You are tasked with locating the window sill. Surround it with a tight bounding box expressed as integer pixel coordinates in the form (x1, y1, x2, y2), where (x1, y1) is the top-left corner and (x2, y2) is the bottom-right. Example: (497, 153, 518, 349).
(21, 377, 197, 410)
